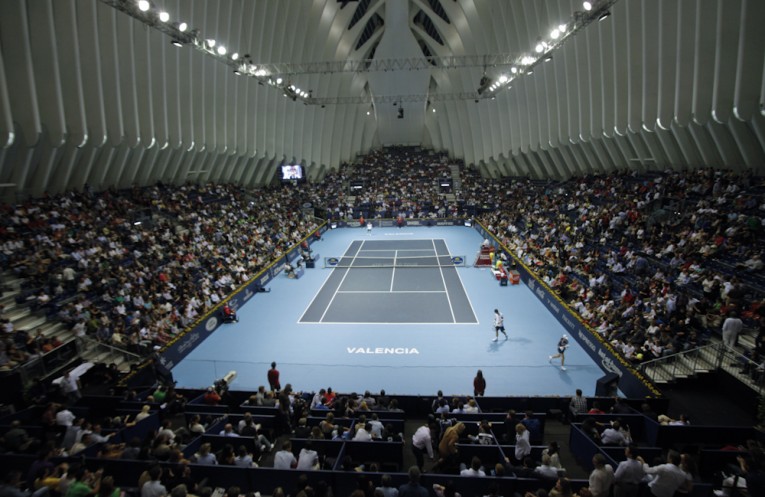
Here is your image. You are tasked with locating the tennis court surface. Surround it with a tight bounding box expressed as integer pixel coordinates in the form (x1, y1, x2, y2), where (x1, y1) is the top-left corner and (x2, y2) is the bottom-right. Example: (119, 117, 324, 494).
(299, 239, 478, 324)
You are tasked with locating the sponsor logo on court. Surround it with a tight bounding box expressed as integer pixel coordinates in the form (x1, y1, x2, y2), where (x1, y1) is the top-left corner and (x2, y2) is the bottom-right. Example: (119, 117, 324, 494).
(562, 314, 576, 329)
(205, 317, 218, 332)
(326, 257, 339, 267)
(452, 256, 464, 265)
(547, 297, 560, 315)
(599, 349, 623, 376)
(178, 332, 202, 354)
(346, 347, 420, 354)
(159, 356, 174, 370)
(577, 330, 597, 352)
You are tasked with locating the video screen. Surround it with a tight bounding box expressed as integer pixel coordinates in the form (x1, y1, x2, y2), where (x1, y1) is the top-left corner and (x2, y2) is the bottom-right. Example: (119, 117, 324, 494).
(280, 164, 303, 181)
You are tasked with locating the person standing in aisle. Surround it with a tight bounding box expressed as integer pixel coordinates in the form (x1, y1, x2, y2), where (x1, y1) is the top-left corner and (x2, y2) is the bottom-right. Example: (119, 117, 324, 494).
(473, 370, 486, 396)
(267, 362, 281, 392)
(493, 309, 508, 342)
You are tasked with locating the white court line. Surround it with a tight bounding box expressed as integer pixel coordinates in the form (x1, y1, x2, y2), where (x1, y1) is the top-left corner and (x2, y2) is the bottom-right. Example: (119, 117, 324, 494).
(443, 237, 480, 324)
(390, 250, 397, 292)
(336, 290, 447, 294)
(300, 320, 470, 325)
(433, 239, 456, 323)
(318, 241, 362, 323)
(357, 248, 435, 252)
(298, 261, 346, 323)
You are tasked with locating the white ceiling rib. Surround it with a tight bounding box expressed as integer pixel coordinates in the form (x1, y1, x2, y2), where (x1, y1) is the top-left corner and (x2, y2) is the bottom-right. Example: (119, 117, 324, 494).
(0, 0, 763, 197)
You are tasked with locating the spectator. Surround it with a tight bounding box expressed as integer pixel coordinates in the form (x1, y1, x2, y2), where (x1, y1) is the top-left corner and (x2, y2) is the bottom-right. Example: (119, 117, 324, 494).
(514, 423, 531, 463)
(296, 440, 319, 470)
(568, 389, 588, 421)
(613, 444, 645, 497)
(587, 454, 614, 497)
(638, 450, 692, 497)
(273, 441, 297, 470)
(140, 466, 165, 497)
(459, 457, 486, 477)
(375, 474, 399, 497)
(398, 466, 428, 497)
(411, 422, 434, 470)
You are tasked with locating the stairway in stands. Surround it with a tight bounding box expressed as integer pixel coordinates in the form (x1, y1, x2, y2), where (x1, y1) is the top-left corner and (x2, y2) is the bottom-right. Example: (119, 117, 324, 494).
(638, 339, 764, 395)
(449, 164, 462, 192)
(0, 270, 139, 379)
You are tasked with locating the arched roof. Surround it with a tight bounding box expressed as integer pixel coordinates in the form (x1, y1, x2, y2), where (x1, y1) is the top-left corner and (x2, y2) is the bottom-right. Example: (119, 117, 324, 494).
(0, 0, 763, 196)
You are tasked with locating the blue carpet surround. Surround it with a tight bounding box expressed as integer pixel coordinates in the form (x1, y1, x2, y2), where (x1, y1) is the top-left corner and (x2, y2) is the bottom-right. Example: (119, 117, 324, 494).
(172, 226, 606, 396)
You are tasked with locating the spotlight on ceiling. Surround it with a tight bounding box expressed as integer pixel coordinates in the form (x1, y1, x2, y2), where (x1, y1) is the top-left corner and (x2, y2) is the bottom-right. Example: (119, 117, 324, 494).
(171, 39, 183, 47)
(233, 69, 241, 75)
(178, 22, 188, 32)
(138, 0, 150, 12)
(544, 55, 553, 62)
(598, 11, 611, 21)
(583, 1, 593, 11)
(158, 11, 169, 23)
(551, 29, 560, 39)
(206, 39, 216, 48)
(231, 53, 239, 60)
(216, 46, 226, 55)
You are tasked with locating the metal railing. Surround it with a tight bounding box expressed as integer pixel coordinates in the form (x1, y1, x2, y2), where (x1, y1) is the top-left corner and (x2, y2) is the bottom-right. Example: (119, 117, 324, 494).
(2, 339, 82, 388)
(78, 336, 143, 366)
(637, 342, 765, 395)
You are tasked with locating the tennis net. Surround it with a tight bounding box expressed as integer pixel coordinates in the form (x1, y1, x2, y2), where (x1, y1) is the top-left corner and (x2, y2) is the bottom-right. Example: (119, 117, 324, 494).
(324, 255, 468, 269)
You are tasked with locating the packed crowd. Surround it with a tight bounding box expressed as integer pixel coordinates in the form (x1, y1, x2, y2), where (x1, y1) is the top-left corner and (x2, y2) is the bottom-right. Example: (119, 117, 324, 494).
(0, 183, 319, 367)
(476, 169, 765, 365)
(2, 150, 765, 376)
(328, 147, 464, 220)
(0, 146, 764, 378)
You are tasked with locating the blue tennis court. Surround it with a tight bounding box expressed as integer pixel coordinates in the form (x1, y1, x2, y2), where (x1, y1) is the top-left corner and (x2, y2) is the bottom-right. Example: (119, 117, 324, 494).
(300, 239, 477, 324)
(171, 226, 607, 396)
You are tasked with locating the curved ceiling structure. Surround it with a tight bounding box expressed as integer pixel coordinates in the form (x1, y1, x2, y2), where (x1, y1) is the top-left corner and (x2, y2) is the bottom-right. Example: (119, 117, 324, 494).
(0, 0, 763, 197)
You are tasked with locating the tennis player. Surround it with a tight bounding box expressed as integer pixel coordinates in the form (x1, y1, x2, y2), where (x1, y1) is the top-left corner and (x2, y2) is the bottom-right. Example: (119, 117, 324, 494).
(367, 222, 373, 235)
(549, 334, 569, 371)
(493, 309, 508, 342)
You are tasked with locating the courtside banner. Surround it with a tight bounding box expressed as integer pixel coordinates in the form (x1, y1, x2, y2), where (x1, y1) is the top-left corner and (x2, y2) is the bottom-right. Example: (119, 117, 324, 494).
(327, 218, 465, 228)
(473, 223, 661, 398)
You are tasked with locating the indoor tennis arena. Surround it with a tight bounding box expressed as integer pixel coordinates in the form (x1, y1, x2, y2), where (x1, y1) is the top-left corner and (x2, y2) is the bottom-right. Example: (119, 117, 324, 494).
(0, 1, 764, 496)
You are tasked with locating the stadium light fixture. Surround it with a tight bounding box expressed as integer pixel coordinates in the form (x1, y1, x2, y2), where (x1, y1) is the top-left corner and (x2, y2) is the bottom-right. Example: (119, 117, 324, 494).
(137, 0, 150, 12)
(583, 1, 593, 11)
(158, 11, 169, 22)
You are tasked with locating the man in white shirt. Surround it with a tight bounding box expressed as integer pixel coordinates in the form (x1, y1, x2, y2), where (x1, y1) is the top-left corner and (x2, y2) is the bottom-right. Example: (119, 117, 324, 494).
(588, 453, 614, 497)
(296, 441, 320, 470)
(639, 450, 692, 497)
(411, 423, 434, 470)
(613, 445, 645, 497)
(722, 312, 743, 348)
(459, 456, 486, 477)
(353, 422, 373, 442)
(55, 407, 76, 427)
(600, 420, 630, 446)
(273, 440, 297, 469)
